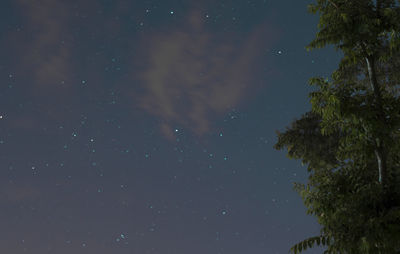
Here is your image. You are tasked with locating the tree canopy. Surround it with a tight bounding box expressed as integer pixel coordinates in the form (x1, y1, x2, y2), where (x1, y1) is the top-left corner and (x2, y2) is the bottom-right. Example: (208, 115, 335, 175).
(274, 0, 400, 253)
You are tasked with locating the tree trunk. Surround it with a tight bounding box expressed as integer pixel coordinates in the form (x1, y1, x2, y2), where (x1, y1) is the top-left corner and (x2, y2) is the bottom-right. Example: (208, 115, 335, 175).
(365, 55, 388, 187)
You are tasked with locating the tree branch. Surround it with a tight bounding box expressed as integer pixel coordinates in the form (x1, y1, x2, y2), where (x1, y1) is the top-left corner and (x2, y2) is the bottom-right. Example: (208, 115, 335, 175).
(327, 0, 339, 9)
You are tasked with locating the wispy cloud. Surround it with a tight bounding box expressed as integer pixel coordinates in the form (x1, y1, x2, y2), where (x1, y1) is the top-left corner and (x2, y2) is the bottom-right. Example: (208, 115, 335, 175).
(133, 11, 278, 138)
(14, 0, 72, 89)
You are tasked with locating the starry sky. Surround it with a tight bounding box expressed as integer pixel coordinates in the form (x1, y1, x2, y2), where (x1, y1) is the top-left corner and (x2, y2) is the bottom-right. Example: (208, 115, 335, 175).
(0, 1, 342, 253)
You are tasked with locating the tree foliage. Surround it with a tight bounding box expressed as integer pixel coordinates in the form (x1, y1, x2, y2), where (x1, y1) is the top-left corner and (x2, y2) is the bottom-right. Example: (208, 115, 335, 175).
(274, 0, 400, 253)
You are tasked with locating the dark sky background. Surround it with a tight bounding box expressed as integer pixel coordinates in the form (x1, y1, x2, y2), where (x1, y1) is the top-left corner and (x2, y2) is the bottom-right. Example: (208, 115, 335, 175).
(0, 1, 343, 253)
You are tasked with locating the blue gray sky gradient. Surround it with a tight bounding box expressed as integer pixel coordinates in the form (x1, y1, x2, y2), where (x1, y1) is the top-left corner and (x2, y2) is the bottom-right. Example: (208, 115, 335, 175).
(0, 0, 341, 253)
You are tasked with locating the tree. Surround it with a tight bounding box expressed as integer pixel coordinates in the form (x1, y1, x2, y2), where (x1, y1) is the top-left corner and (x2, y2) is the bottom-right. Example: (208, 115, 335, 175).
(274, 0, 400, 253)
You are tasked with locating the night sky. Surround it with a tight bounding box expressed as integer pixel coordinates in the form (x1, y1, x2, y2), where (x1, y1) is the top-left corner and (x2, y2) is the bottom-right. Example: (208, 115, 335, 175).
(0, 1, 343, 253)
